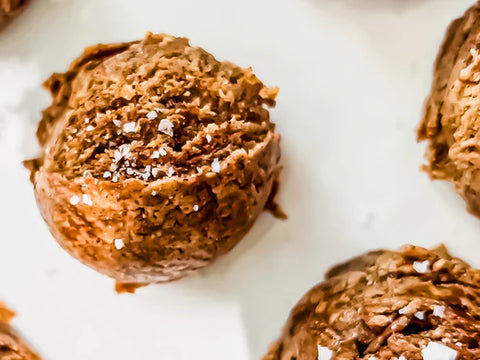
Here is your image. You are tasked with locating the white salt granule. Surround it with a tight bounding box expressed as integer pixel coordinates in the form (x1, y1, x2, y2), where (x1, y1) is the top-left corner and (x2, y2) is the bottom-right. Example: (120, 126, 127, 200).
(158, 119, 174, 136)
(114, 239, 124, 250)
(103, 171, 112, 178)
(110, 163, 118, 172)
(167, 167, 175, 177)
(317, 345, 333, 360)
(86, 125, 95, 131)
(123, 122, 136, 133)
(211, 158, 221, 173)
(414, 311, 425, 320)
(119, 145, 130, 157)
(147, 110, 158, 120)
(114, 150, 122, 163)
(196, 167, 203, 174)
(206, 134, 212, 143)
(413, 260, 430, 274)
(421, 342, 457, 360)
(152, 191, 157, 196)
(433, 305, 445, 318)
(193, 205, 199, 212)
(69, 195, 80, 205)
(82, 194, 93, 206)
(152, 151, 160, 159)
(159, 147, 167, 156)
(151, 168, 159, 177)
(113, 119, 122, 127)
(112, 175, 119, 183)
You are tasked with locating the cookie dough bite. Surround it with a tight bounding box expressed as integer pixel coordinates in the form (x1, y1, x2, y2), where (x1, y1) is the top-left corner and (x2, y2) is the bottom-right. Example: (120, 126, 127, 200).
(0, 303, 41, 360)
(0, 0, 29, 31)
(264, 245, 480, 360)
(26, 33, 283, 292)
(419, 2, 480, 218)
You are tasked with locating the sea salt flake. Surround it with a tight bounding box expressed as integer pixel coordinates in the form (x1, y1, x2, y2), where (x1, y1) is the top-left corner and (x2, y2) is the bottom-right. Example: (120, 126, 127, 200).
(103, 171, 112, 178)
(126, 168, 134, 175)
(206, 134, 212, 143)
(398, 357, 407, 360)
(317, 345, 333, 360)
(193, 205, 199, 212)
(147, 110, 158, 120)
(398, 306, 408, 315)
(82, 194, 93, 206)
(211, 158, 221, 173)
(114, 239, 124, 250)
(123, 122, 136, 133)
(152, 151, 160, 159)
(119, 145, 130, 157)
(196, 167, 203, 174)
(112, 175, 119, 183)
(114, 150, 122, 163)
(113, 119, 122, 127)
(421, 342, 457, 360)
(110, 163, 118, 172)
(86, 125, 95, 131)
(414, 311, 425, 320)
(433, 305, 445, 318)
(158, 119, 174, 136)
(413, 260, 430, 274)
(85, 118, 90, 124)
(167, 167, 175, 177)
(152, 168, 159, 177)
(69, 195, 80, 205)
(152, 191, 157, 196)
(159, 147, 167, 156)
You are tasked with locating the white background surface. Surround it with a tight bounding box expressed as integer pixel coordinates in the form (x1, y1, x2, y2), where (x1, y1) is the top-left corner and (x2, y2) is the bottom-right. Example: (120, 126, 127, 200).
(0, 0, 478, 359)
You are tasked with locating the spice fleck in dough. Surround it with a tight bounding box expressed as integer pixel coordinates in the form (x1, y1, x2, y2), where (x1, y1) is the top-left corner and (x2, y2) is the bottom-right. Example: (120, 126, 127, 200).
(264, 245, 480, 360)
(0, 303, 41, 360)
(419, 2, 480, 218)
(26, 33, 283, 292)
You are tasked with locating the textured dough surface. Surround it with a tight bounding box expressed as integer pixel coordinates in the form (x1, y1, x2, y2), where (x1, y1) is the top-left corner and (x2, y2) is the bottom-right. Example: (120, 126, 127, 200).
(0, 303, 41, 360)
(418, 1, 480, 217)
(264, 245, 480, 360)
(26, 33, 282, 290)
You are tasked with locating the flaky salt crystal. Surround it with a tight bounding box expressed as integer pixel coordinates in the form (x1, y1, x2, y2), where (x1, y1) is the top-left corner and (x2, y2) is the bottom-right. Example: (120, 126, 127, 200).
(69, 195, 80, 205)
(152, 151, 160, 159)
(317, 345, 333, 360)
(193, 205, 199, 212)
(159, 147, 167, 156)
(103, 171, 112, 178)
(82, 194, 93, 206)
(167, 167, 175, 177)
(433, 305, 445, 318)
(206, 134, 212, 143)
(114, 239, 124, 250)
(123, 122, 136, 133)
(413, 260, 430, 274)
(211, 158, 221, 173)
(421, 342, 457, 360)
(147, 110, 158, 120)
(158, 119, 174, 136)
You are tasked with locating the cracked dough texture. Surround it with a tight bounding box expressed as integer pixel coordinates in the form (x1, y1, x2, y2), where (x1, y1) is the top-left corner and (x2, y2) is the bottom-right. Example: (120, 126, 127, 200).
(0, 304, 41, 360)
(0, 0, 28, 30)
(263, 245, 480, 360)
(26, 33, 282, 291)
(419, 1, 480, 218)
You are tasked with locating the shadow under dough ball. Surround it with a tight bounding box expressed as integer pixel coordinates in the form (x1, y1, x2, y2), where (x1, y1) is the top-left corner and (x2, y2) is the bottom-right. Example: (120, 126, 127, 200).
(264, 245, 480, 360)
(26, 33, 283, 292)
(0, 0, 28, 30)
(419, 1, 480, 218)
(0, 304, 41, 360)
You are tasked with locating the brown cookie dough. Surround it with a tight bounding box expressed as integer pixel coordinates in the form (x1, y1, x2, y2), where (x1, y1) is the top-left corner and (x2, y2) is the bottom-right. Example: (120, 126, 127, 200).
(0, 0, 28, 31)
(26, 33, 282, 291)
(0, 303, 41, 360)
(264, 245, 480, 360)
(418, 1, 480, 218)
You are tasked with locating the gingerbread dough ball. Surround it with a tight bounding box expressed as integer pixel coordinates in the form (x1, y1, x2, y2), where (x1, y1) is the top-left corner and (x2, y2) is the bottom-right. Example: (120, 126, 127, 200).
(26, 33, 282, 291)
(0, 303, 41, 360)
(264, 245, 480, 360)
(0, 0, 29, 31)
(419, 2, 480, 218)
